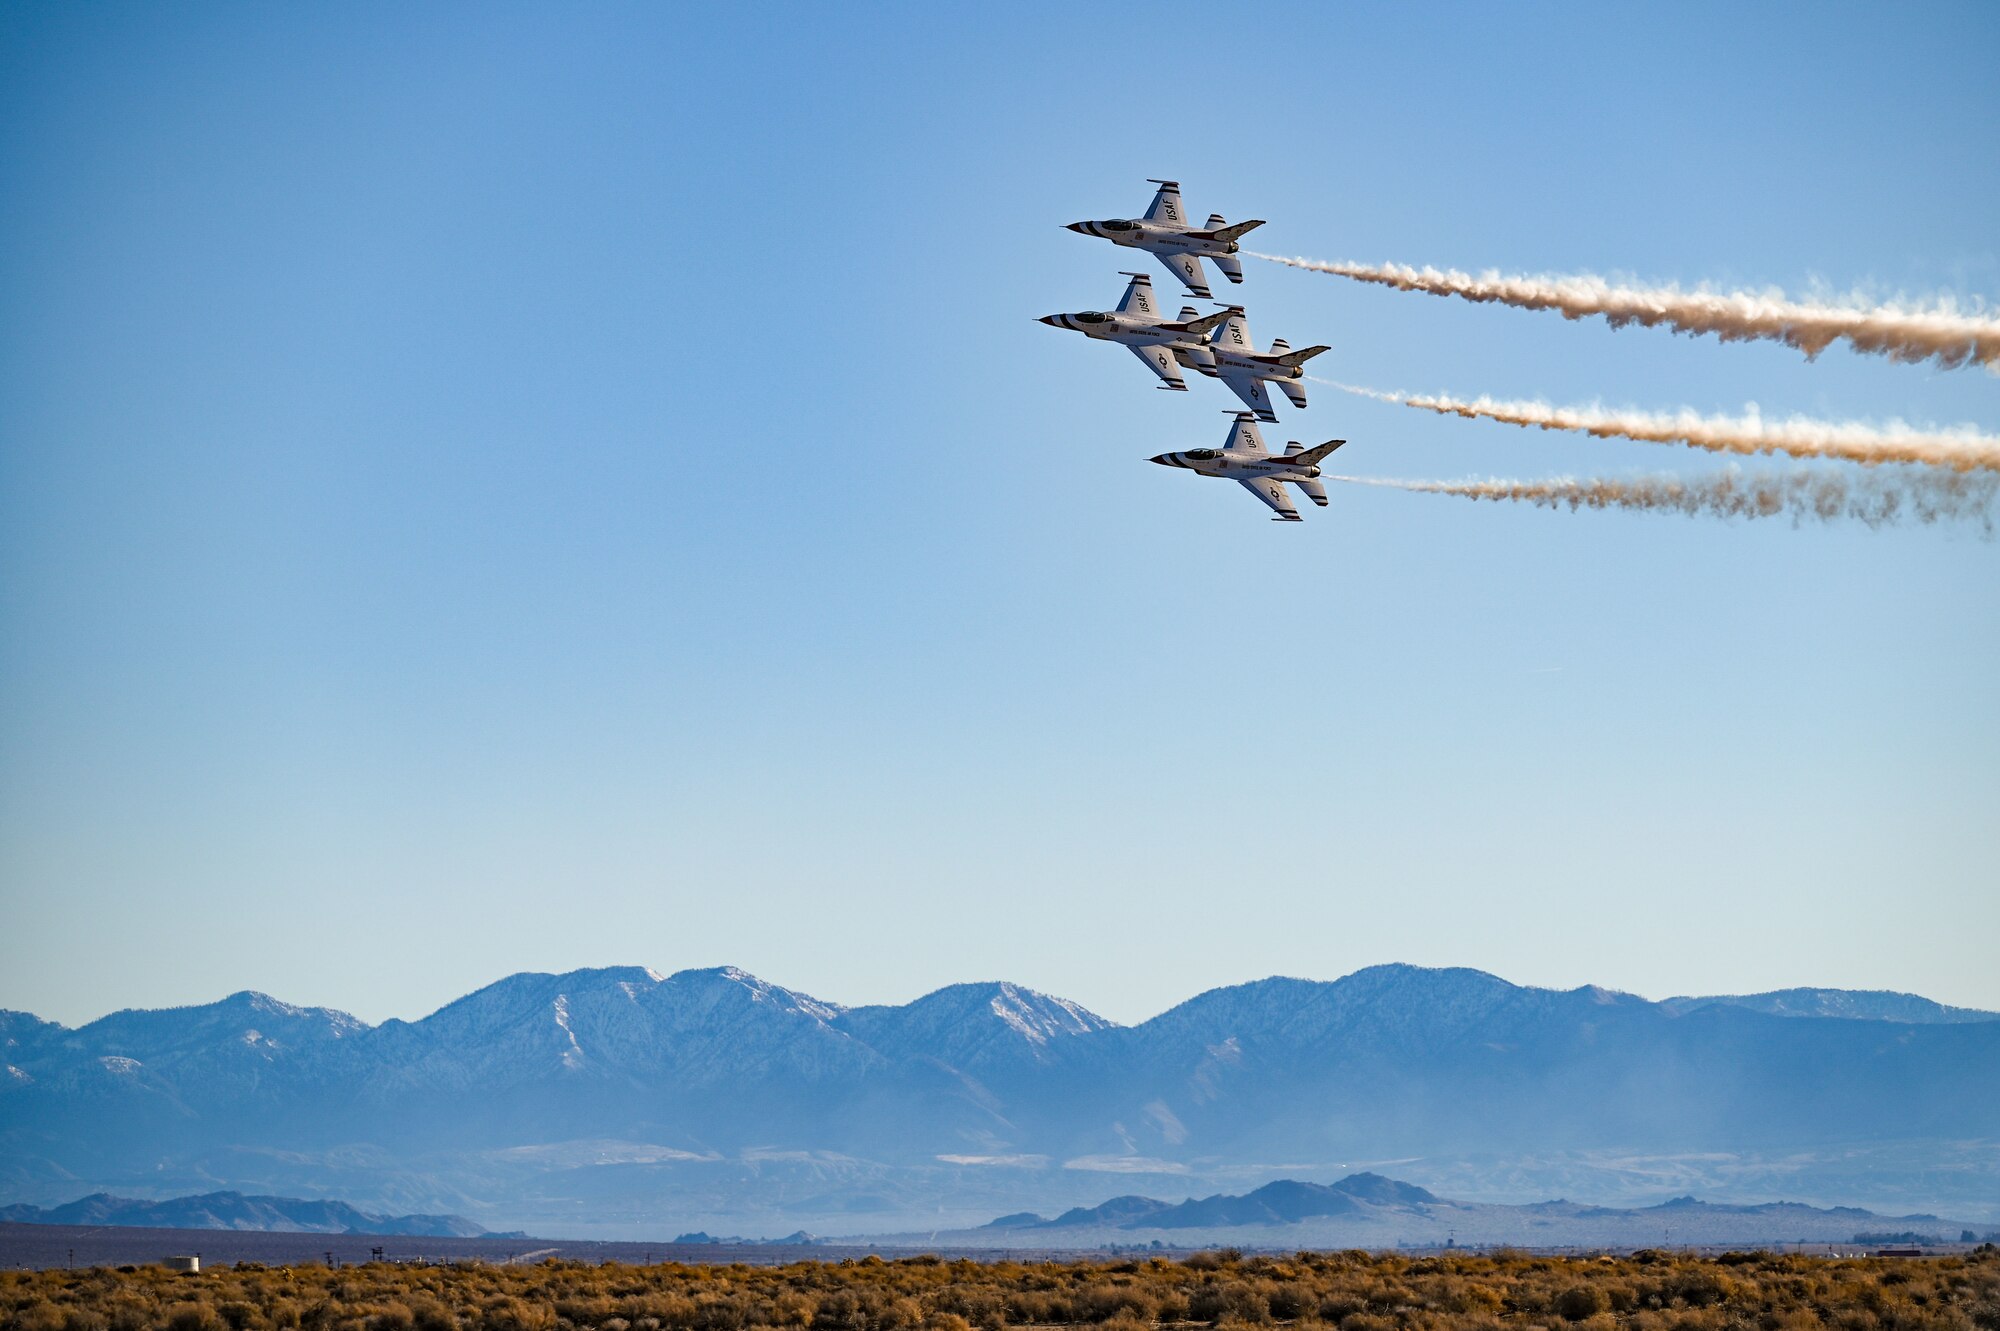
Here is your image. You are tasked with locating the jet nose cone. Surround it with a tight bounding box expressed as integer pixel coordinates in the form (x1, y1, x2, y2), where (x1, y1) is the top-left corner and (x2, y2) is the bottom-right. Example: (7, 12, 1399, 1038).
(1064, 222, 1087, 233)
(1148, 454, 1171, 466)
(1037, 315, 1060, 326)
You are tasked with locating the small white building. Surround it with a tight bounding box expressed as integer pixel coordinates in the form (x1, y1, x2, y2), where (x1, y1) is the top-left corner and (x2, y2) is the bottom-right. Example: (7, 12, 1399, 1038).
(163, 1256, 200, 1274)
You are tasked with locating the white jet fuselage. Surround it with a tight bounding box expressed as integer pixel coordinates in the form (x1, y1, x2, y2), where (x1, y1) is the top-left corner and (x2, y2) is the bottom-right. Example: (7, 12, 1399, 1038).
(1066, 217, 1241, 261)
(1037, 306, 1222, 392)
(1148, 413, 1346, 521)
(1150, 449, 1321, 483)
(1062, 181, 1262, 299)
(1038, 309, 1213, 358)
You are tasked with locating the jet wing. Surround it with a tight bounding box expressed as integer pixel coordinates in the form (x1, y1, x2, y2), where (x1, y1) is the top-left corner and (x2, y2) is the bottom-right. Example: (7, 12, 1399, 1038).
(1221, 413, 1268, 454)
(1129, 343, 1188, 391)
(1211, 308, 1253, 354)
(1114, 272, 1159, 317)
(1217, 367, 1278, 421)
(1143, 179, 1185, 225)
(1239, 477, 1302, 521)
(1153, 250, 1212, 299)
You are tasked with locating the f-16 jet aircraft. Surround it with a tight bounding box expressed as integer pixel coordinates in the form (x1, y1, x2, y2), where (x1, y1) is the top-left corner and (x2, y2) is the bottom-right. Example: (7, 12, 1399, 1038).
(1197, 306, 1329, 422)
(1065, 180, 1264, 299)
(1150, 412, 1347, 522)
(1039, 273, 1231, 394)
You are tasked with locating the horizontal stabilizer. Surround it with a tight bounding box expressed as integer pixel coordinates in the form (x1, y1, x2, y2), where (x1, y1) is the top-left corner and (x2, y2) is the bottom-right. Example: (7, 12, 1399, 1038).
(1274, 344, 1329, 368)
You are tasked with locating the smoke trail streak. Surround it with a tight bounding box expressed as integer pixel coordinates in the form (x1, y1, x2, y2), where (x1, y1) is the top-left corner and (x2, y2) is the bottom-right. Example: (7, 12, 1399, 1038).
(1253, 253, 2000, 370)
(1307, 379, 2000, 473)
(1326, 469, 1996, 531)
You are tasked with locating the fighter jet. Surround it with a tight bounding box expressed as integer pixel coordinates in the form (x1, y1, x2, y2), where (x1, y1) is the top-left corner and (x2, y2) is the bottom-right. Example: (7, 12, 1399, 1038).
(1197, 306, 1329, 423)
(1150, 412, 1347, 522)
(1039, 272, 1231, 394)
(1064, 180, 1264, 299)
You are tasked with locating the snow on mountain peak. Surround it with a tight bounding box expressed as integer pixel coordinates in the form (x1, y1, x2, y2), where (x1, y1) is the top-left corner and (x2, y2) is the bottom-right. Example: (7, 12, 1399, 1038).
(550, 994, 585, 1069)
(987, 982, 1116, 1044)
(680, 966, 846, 1022)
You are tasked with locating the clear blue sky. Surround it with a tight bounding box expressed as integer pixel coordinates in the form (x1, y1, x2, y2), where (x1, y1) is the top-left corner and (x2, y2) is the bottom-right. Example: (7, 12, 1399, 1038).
(4, 2, 1997, 1028)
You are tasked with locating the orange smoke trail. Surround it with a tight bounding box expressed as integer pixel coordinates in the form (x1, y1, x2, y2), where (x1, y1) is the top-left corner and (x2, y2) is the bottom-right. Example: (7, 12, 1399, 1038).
(1256, 253, 2000, 371)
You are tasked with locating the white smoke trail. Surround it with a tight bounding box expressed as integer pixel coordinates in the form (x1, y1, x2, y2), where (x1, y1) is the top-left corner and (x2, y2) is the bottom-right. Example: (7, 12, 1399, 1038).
(1327, 468, 1997, 532)
(1254, 253, 2000, 371)
(1307, 379, 2000, 473)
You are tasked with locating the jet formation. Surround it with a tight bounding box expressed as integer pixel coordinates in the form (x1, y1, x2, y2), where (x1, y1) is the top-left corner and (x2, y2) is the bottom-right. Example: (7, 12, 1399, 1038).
(1044, 180, 1348, 521)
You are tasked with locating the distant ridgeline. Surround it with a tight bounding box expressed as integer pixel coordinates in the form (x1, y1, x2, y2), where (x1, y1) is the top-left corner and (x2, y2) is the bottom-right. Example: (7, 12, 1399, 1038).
(956, 1173, 1997, 1249)
(3, 964, 1996, 1231)
(0, 1192, 508, 1238)
(989, 1174, 1444, 1230)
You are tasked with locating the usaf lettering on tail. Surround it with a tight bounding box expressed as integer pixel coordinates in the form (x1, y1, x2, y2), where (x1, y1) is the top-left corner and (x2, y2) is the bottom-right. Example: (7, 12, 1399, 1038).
(1038, 273, 1231, 394)
(1151, 412, 1348, 522)
(1065, 180, 1264, 299)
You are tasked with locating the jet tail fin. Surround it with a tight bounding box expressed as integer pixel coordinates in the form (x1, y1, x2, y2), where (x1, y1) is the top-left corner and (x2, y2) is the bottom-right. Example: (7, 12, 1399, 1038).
(1198, 219, 1265, 243)
(1172, 308, 1233, 336)
(1212, 253, 1244, 284)
(1288, 438, 1347, 467)
(1273, 344, 1329, 368)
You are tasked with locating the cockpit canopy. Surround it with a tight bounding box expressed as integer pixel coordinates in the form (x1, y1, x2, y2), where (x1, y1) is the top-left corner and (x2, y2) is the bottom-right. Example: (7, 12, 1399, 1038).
(1101, 219, 1139, 232)
(1184, 448, 1220, 460)
(1074, 311, 1110, 324)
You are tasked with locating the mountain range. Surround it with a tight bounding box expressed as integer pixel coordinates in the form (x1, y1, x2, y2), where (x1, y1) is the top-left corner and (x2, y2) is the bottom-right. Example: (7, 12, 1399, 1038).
(994, 1172, 1448, 1231)
(950, 1172, 1997, 1250)
(4, 965, 1997, 1237)
(0, 1191, 498, 1237)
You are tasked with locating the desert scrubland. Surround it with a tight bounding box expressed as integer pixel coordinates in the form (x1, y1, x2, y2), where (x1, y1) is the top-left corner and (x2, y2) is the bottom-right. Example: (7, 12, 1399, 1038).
(4, 1248, 1998, 1331)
